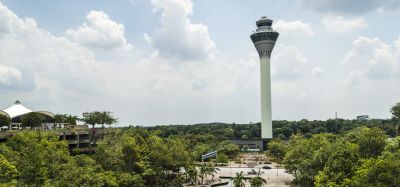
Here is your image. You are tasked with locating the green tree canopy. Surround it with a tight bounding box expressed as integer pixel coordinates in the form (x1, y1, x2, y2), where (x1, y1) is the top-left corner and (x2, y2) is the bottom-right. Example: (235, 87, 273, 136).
(348, 147, 400, 187)
(391, 102, 400, 120)
(345, 127, 387, 158)
(0, 114, 11, 128)
(217, 140, 240, 158)
(0, 153, 17, 184)
(82, 111, 118, 128)
(54, 114, 78, 125)
(267, 138, 288, 162)
(21, 112, 42, 129)
(283, 133, 336, 186)
(314, 142, 360, 186)
(216, 153, 228, 164)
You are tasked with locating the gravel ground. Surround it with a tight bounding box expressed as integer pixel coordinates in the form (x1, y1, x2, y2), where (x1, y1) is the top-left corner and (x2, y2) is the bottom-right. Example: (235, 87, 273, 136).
(215, 163, 294, 187)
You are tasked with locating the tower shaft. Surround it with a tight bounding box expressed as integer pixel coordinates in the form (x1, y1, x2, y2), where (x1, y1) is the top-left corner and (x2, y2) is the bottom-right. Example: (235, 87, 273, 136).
(260, 55, 272, 138)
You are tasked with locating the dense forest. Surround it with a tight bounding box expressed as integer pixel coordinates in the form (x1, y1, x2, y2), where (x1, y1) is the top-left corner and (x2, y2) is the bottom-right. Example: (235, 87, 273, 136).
(0, 128, 241, 186)
(147, 117, 398, 140)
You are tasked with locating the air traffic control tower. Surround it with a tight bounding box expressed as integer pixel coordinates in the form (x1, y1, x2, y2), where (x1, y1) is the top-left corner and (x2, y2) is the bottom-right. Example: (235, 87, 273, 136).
(250, 16, 279, 139)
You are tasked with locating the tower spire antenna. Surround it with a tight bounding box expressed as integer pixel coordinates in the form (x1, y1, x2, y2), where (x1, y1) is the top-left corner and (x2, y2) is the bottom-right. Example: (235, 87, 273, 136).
(250, 16, 279, 139)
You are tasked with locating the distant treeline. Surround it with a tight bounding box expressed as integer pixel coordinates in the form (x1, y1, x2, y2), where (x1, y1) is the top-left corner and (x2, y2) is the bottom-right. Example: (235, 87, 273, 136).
(146, 118, 398, 140)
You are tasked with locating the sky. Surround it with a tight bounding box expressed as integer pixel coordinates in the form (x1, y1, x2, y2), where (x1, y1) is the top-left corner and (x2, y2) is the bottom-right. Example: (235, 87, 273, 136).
(0, 0, 400, 126)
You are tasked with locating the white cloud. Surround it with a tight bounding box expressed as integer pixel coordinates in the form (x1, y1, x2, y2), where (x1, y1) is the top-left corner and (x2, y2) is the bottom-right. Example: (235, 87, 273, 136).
(65, 10, 131, 50)
(312, 67, 326, 77)
(322, 16, 367, 33)
(274, 20, 314, 37)
(0, 64, 22, 85)
(0, 1, 264, 125)
(272, 44, 308, 80)
(345, 70, 365, 85)
(343, 37, 387, 64)
(146, 0, 216, 60)
(343, 36, 400, 80)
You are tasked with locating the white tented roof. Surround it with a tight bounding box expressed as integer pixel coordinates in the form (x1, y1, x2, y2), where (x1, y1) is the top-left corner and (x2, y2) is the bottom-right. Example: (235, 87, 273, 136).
(2, 100, 33, 119)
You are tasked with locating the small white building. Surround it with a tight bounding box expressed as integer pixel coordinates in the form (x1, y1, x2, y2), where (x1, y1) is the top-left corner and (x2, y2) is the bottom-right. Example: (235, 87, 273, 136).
(0, 100, 55, 130)
(356, 115, 369, 121)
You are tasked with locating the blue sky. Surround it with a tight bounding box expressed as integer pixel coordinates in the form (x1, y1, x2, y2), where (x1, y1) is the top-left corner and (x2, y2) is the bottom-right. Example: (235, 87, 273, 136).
(1, 0, 400, 126)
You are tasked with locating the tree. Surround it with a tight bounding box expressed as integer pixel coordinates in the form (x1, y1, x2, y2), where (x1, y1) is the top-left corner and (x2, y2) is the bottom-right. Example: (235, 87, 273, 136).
(391, 102, 400, 120)
(217, 140, 240, 158)
(21, 112, 42, 129)
(283, 133, 336, 186)
(0, 154, 17, 184)
(216, 153, 228, 165)
(206, 164, 220, 182)
(345, 127, 387, 158)
(3, 131, 70, 186)
(314, 142, 360, 186)
(250, 169, 266, 187)
(349, 155, 400, 187)
(54, 114, 78, 125)
(82, 111, 118, 128)
(391, 102, 400, 135)
(267, 139, 288, 162)
(232, 171, 246, 187)
(0, 114, 11, 129)
(185, 165, 198, 185)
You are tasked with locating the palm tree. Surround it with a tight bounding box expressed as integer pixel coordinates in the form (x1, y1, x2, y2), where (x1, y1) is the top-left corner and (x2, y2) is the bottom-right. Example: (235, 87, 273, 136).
(207, 163, 220, 182)
(199, 164, 208, 186)
(250, 168, 267, 187)
(232, 171, 246, 187)
(186, 166, 198, 185)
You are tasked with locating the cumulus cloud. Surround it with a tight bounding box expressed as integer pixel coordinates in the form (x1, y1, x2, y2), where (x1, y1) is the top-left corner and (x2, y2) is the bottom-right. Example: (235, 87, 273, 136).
(301, 0, 400, 14)
(0, 2, 104, 96)
(343, 36, 400, 81)
(0, 1, 264, 125)
(0, 64, 22, 85)
(65, 10, 131, 50)
(146, 0, 216, 60)
(322, 16, 367, 33)
(271, 44, 308, 80)
(274, 20, 314, 37)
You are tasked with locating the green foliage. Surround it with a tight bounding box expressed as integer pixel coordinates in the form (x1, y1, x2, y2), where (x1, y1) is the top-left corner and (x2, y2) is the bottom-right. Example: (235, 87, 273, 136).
(0, 154, 17, 184)
(267, 138, 288, 162)
(283, 133, 336, 186)
(95, 128, 192, 186)
(232, 171, 246, 187)
(54, 114, 78, 125)
(314, 142, 360, 186)
(349, 155, 400, 187)
(391, 102, 400, 120)
(0, 128, 192, 186)
(0, 114, 10, 128)
(345, 127, 387, 158)
(185, 165, 198, 185)
(216, 152, 228, 164)
(82, 111, 118, 128)
(346, 137, 400, 186)
(21, 112, 42, 129)
(148, 118, 398, 141)
(282, 127, 396, 186)
(217, 140, 240, 158)
(250, 169, 266, 187)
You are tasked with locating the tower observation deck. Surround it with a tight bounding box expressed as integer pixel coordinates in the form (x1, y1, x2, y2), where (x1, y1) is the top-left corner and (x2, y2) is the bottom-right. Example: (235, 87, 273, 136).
(250, 16, 279, 139)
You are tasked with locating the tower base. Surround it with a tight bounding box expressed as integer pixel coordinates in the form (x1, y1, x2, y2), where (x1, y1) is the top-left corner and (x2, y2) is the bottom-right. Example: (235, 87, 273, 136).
(229, 138, 272, 151)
